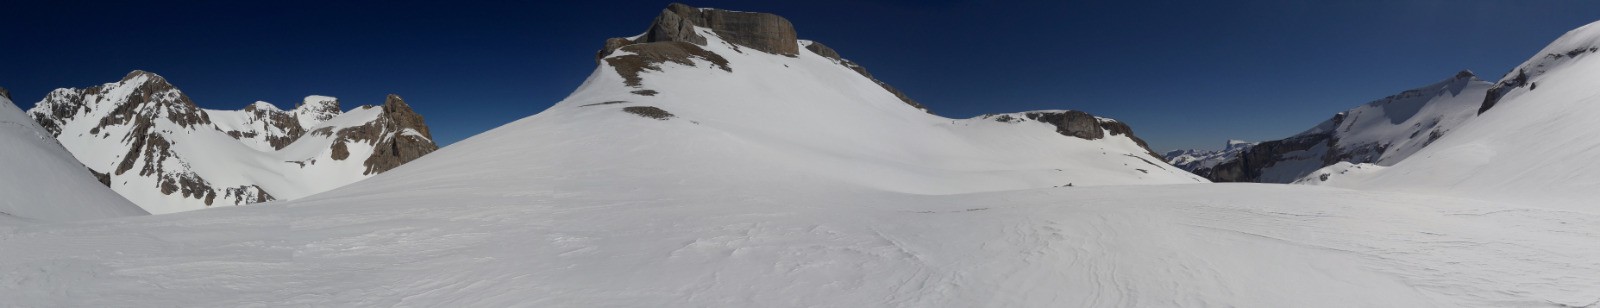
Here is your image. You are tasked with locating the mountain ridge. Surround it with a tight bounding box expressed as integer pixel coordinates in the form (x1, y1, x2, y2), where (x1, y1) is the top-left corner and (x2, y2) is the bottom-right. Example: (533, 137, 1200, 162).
(26, 71, 439, 213)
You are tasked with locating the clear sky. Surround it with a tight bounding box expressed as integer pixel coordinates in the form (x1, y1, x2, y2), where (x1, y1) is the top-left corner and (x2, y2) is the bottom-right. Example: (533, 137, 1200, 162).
(3, 1, 1597, 151)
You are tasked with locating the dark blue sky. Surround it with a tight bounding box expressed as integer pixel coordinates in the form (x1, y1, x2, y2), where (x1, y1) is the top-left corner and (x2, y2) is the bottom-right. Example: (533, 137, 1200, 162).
(3, 1, 1596, 151)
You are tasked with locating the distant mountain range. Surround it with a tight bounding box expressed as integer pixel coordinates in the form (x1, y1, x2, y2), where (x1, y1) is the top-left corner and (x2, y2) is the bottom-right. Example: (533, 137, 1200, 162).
(23, 71, 436, 214)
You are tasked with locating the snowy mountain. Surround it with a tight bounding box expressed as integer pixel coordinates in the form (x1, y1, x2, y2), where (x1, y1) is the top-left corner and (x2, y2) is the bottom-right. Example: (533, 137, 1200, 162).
(2, 5, 1597, 308)
(1163, 139, 1254, 171)
(1193, 70, 1492, 183)
(26, 71, 437, 214)
(572, 3, 1202, 190)
(1307, 20, 1600, 211)
(0, 86, 147, 222)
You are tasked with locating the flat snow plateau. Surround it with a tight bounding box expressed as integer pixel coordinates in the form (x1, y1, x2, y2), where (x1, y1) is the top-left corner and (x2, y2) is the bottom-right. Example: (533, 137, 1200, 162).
(2, 181, 1596, 307)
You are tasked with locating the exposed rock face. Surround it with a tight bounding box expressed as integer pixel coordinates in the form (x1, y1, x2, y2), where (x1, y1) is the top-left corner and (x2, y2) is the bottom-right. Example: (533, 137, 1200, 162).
(0, 86, 9, 100)
(595, 3, 928, 112)
(623, 106, 675, 120)
(1478, 69, 1527, 114)
(599, 3, 798, 60)
(26, 70, 439, 213)
(805, 41, 929, 112)
(361, 95, 439, 175)
(985, 110, 1164, 159)
(1195, 132, 1335, 182)
(1164, 140, 1256, 172)
(218, 102, 307, 151)
(605, 41, 731, 87)
(1480, 46, 1597, 114)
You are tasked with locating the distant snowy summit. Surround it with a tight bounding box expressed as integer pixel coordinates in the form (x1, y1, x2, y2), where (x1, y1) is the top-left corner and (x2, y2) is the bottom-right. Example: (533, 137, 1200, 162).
(25, 70, 438, 214)
(1163, 139, 1254, 171)
(1179, 70, 1491, 183)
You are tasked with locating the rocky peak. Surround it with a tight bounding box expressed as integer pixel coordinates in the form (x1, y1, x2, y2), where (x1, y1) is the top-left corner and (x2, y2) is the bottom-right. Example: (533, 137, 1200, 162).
(244, 101, 281, 112)
(293, 95, 343, 129)
(381, 94, 432, 139)
(0, 86, 9, 100)
(1453, 69, 1477, 80)
(599, 3, 799, 60)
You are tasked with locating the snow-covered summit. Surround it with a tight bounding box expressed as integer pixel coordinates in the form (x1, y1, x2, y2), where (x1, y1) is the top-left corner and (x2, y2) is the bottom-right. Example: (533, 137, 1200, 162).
(568, 3, 1202, 190)
(26, 71, 439, 214)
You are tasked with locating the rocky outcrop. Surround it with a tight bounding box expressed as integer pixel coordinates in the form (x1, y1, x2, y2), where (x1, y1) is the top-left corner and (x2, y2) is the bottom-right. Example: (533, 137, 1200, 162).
(605, 41, 731, 87)
(0, 86, 9, 100)
(1480, 46, 1598, 114)
(599, 3, 798, 60)
(986, 110, 1164, 159)
(596, 3, 928, 112)
(313, 95, 439, 175)
(1195, 131, 1335, 182)
(623, 106, 675, 120)
(361, 95, 438, 175)
(1478, 69, 1527, 114)
(805, 41, 929, 112)
(219, 102, 307, 150)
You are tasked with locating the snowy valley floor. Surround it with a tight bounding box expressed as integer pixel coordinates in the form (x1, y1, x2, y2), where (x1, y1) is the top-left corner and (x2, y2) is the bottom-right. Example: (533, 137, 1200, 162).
(2, 183, 1596, 307)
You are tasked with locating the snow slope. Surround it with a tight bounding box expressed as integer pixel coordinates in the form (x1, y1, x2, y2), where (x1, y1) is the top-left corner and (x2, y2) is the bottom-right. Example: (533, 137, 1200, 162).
(27, 73, 436, 214)
(571, 28, 1201, 190)
(1314, 20, 1600, 212)
(0, 91, 147, 222)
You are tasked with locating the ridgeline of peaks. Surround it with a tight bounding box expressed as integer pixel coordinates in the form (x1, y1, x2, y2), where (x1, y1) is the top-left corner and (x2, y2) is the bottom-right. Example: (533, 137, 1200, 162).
(1163, 140, 1256, 172)
(26, 70, 438, 214)
(1179, 70, 1492, 183)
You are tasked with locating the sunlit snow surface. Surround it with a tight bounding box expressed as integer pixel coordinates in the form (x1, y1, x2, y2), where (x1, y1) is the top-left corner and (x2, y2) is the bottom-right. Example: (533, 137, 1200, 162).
(3, 22, 1600, 307)
(0, 94, 145, 222)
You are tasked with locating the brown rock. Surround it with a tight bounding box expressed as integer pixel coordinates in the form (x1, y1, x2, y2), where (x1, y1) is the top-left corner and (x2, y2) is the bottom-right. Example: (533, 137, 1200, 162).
(355, 94, 439, 175)
(623, 106, 675, 120)
(604, 41, 731, 87)
(599, 3, 799, 60)
(1024, 111, 1104, 140)
(995, 111, 1164, 160)
(0, 86, 9, 100)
